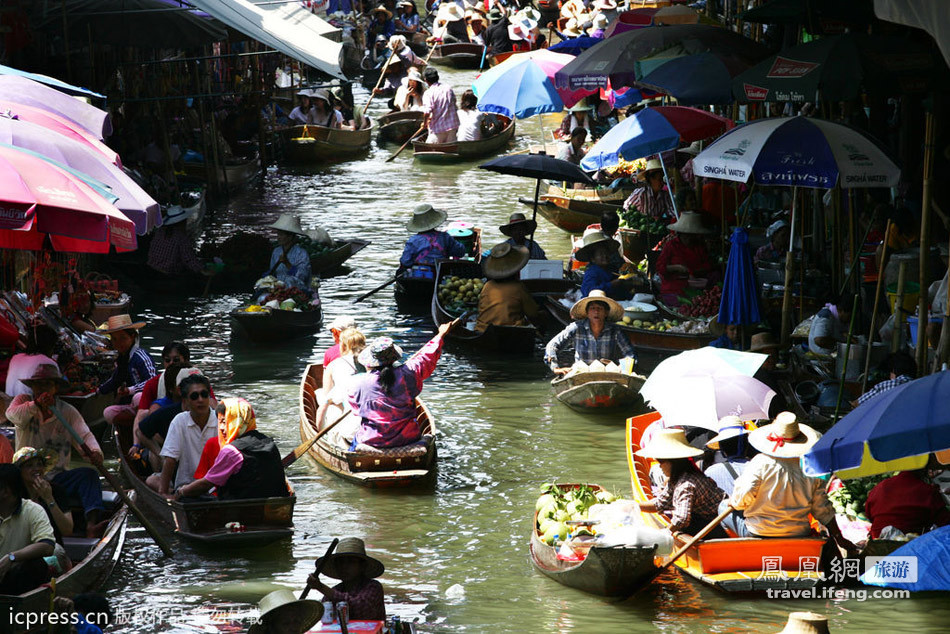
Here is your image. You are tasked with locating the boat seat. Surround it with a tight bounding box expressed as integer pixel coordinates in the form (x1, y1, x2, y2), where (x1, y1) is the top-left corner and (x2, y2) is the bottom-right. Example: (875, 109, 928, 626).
(63, 536, 99, 562)
(351, 435, 431, 459)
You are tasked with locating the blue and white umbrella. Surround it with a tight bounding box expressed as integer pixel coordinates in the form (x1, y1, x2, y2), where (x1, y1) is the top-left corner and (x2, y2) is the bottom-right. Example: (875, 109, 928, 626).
(691, 116, 900, 189)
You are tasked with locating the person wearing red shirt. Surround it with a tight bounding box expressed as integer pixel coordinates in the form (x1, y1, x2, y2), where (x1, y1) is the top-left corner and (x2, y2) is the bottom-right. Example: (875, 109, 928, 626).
(701, 177, 741, 225)
(865, 463, 950, 539)
(323, 316, 357, 367)
(656, 212, 717, 305)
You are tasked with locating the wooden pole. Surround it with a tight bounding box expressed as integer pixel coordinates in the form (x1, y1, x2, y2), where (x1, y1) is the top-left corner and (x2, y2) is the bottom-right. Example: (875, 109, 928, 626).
(892, 261, 908, 353)
(862, 219, 893, 393)
(834, 294, 861, 422)
(781, 187, 798, 346)
(916, 111, 935, 375)
(933, 234, 950, 372)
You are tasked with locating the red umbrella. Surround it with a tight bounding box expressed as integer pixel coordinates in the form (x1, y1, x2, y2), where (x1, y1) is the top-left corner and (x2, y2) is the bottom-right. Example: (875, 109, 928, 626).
(0, 145, 136, 253)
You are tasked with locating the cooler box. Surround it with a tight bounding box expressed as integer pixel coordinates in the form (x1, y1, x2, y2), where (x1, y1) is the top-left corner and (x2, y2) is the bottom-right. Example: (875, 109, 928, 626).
(521, 259, 564, 280)
(308, 621, 384, 633)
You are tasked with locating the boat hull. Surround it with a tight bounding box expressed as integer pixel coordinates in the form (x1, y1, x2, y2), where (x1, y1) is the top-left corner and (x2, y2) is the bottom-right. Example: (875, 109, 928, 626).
(181, 155, 260, 192)
(280, 125, 373, 163)
(413, 116, 514, 162)
(230, 307, 323, 343)
(427, 43, 486, 69)
(531, 199, 601, 234)
(377, 111, 425, 144)
(551, 372, 645, 413)
(311, 239, 370, 275)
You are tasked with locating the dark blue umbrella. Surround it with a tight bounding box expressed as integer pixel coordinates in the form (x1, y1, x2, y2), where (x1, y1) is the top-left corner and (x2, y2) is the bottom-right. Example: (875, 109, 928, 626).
(861, 524, 950, 591)
(637, 51, 738, 105)
(549, 36, 602, 56)
(718, 227, 761, 326)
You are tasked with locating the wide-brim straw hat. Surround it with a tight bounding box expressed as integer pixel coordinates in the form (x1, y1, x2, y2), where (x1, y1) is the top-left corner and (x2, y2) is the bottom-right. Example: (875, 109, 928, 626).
(247, 590, 323, 634)
(574, 230, 614, 263)
(20, 363, 71, 391)
(269, 213, 309, 237)
(13, 446, 58, 473)
(310, 88, 331, 105)
(398, 0, 414, 8)
(749, 412, 821, 458)
(593, 0, 618, 10)
(667, 211, 714, 235)
(776, 611, 831, 634)
(748, 331, 781, 353)
(570, 289, 623, 321)
(438, 3, 465, 22)
(562, 18, 584, 37)
(162, 202, 200, 226)
(101, 314, 146, 334)
(483, 243, 529, 280)
(315, 537, 385, 579)
(516, 7, 541, 23)
(466, 10, 489, 27)
(706, 415, 748, 450)
(358, 337, 404, 369)
(407, 67, 424, 83)
(636, 158, 664, 180)
(499, 212, 537, 236)
(677, 140, 703, 156)
(567, 98, 592, 112)
(635, 428, 703, 460)
(373, 4, 394, 19)
(407, 204, 447, 233)
(329, 315, 357, 332)
(591, 13, 608, 30)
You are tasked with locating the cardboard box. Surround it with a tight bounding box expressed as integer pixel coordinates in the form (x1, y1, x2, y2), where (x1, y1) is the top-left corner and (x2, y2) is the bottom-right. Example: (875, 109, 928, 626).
(521, 259, 564, 280)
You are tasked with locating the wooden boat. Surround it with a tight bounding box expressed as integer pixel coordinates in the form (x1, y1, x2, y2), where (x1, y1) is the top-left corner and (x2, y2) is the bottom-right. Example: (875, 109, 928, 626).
(524, 198, 601, 235)
(395, 228, 483, 306)
(114, 425, 295, 546)
(626, 412, 826, 592)
(280, 124, 373, 163)
(181, 154, 261, 192)
(0, 491, 130, 628)
(427, 42, 486, 69)
(377, 111, 425, 144)
(412, 115, 515, 163)
(488, 50, 517, 67)
(298, 364, 437, 488)
(310, 239, 371, 275)
(529, 483, 658, 596)
(526, 183, 633, 234)
(230, 306, 323, 343)
(551, 371, 646, 413)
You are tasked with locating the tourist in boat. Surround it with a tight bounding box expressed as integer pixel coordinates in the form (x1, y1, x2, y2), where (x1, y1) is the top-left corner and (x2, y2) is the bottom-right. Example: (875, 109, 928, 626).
(395, 0, 423, 34)
(149, 374, 218, 496)
(544, 290, 636, 374)
(15, 446, 72, 542)
(555, 127, 588, 166)
(806, 296, 852, 356)
(248, 589, 324, 634)
(306, 537, 387, 621)
(175, 398, 288, 501)
(0, 463, 55, 594)
(476, 243, 540, 332)
(265, 214, 313, 291)
(421, 66, 460, 144)
(707, 319, 740, 350)
(330, 86, 356, 129)
(457, 89, 484, 142)
(317, 327, 367, 448)
(134, 365, 196, 473)
(865, 456, 950, 539)
(466, 9, 489, 45)
(852, 351, 916, 407)
(324, 316, 358, 367)
(347, 321, 456, 449)
(309, 89, 344, 129)
(656, 212, 717, 306)
(133, 341, 192, 427)
(623, 159, 673, 219)
(367, 5, 396, 43)
(399, 204, 468, 280)
(500, 212, 546, 260)
(575, 232, 634, 300)
(703, 417, 754, 496)
(5, 323, 58, 398)
(6, 364, 107, 538)
(557, 100, 592, 140)
(97, 315, 156, 427)
(587, 12, 608, 38)
(395, 67, 426, 112)
(560, 0, 590, 24)
(288, 90, 314, 125)
(721, 412, 857, 552)
(485, 8, 514, 53)
(147, 202, 212, 277)
(381, 35, 427, 94)
(430, 3, 469, 44)
(754, 219, 790, 265)
(635, 428, 728, 537)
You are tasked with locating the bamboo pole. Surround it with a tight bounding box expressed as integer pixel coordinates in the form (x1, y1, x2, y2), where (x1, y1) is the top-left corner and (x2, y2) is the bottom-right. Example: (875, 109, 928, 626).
(862, 219, 893, 393)
(933, 234, 950, 372)
(916, 111, 935, 375)
(892, 261, 908, 353)
(781, 187, 798, 346)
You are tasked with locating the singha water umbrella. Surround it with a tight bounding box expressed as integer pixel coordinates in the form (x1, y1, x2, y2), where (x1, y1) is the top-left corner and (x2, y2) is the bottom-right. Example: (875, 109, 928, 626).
(802, 371, 950, 479)
(691, 117, 900, 189)
(0, 75, 112, 139)
(718, 227, 761, 326)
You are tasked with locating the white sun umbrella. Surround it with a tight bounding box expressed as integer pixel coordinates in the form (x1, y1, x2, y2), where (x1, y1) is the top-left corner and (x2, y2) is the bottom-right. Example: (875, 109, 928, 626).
(640, 347, 769, 404)
(645, 374, 776, 431)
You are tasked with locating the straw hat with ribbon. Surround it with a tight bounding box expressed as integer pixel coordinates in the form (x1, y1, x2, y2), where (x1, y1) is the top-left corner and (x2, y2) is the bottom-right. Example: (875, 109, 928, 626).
(247, 589, 323, 634)
(483, 243, 529, 280)
(635, 428, 703, 460)
(706, 415, 749, 450)
(637, 158, 664, 180)
(569, 289, 623, 321)
(372, 4, 394, 19)
(775, 612, 831, 634)
(562, 18, 584, 37)
(100, 314, 146, 334)
(748, 332, 781, 353)
(748, 412, 821, 458)
(19, 364, 70, 391)
(438, 2, 465, 22)
(269, 213, 309, 237)
(677, 140, 703, 156)
(667, 211, 714, 235)
(573, 230, 614, 263)
(358, 337, 404, 369)
(13, 447, 57, 473)
(499, 212, 537, 236)
(406, 203, 447, 233)
(314, 537, 385, 579)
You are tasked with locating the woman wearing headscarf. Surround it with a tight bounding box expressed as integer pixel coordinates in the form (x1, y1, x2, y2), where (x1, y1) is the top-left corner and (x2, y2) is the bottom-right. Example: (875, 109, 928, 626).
(176, 398, 287, 501)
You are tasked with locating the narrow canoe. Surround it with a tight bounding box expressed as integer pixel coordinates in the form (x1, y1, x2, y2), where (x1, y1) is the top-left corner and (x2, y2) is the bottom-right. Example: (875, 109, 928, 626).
(412, 116, 515, 163)
(626, 412, 826, 592)
(114, 425, 296, 547)
(280, 124, 373, 163)
(395, 228, 483, 306)
(298, 364, 437, 488)
(230, 306, 323, 343)
(523, 198, 601, 235)
(427, 42, 486, 69)
(181, 155, 261, 192)
(310, 239, 371, 275)
(542, 182, 634, 206)
(0, 492, 130, 628)
(529, 483, 658, 596)
(377, 111, 425, 144)
(551, 371, 646, 413)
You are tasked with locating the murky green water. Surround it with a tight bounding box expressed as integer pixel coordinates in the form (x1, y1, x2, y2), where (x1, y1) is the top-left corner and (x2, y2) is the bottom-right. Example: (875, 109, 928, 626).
(99, 67, 948, 633)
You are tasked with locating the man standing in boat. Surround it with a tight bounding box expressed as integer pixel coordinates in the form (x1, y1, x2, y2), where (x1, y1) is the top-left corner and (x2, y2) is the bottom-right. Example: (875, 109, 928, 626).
(421, 67, 460, 144)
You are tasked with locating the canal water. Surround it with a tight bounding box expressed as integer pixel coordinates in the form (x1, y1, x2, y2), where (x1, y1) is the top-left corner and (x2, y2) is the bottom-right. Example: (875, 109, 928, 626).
(100, 67, 948, 633)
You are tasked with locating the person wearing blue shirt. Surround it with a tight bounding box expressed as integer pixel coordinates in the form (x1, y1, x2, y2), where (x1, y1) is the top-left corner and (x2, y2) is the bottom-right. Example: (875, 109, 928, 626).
(575, 231, 634, 300)
(399, 204, 468, 279)
(264, 214, 313, 291)
(708, 321, 740, 350)
(500, 212, 546, 260)
(544, 290, 637, 373)
(367, 5, 396, 43)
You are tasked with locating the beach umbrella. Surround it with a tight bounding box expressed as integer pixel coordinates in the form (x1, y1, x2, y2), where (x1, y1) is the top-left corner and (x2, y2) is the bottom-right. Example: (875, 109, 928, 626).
(641, 347, 768, 403)
(0, 101, 120, 166)
(548, 36, 602, 56)
(861, 525, 950, 591)
(0, 63, 105, 100)
(0, 116, 160, 234)
(642, 373, 775, 431)
(0, 145, 136, 253)
(0, 75, 112, 139)
(802, 371, 950, 479)
(635, 50, 763, 104)
(691, 117, 901, 189)
(718, 227, 761, 326)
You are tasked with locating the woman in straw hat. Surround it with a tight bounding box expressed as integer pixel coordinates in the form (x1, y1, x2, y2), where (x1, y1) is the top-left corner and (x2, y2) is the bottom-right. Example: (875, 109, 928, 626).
(707, 317, 740, 350)
(466, 9, 489, 45)
(656, 211, 717, 305)
(309, 88, 344, 129)
(500, 212, 546, 260)
(248, 589, 324, 634)
(399, 204, 468, 280)
(306, 537, 387, 621)
(476, 243, 540, 333)
(703, 416, 754, 496)
(635, 428, 728, 537)
(265, 214, 313, 291)
(15, 447, 73, 543)
(543, 290, 636, 374)
(98, 314, 156, 427)
(622, 158, 673, 219)
(721, 413, 856, 552)
(430, 2, 470, 43)
(575, 231, 634, 300)
(395, 0, 423, 34)
(395, 66, 426, 112)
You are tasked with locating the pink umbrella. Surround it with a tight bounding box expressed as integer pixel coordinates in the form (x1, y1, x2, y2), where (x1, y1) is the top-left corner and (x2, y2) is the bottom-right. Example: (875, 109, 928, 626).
(0, 100, 120, 166)
(642, 374, 775, 431)
(0, 75, 112, 139)
(517, 49, 596, 109)
(0, 145, 136, 253)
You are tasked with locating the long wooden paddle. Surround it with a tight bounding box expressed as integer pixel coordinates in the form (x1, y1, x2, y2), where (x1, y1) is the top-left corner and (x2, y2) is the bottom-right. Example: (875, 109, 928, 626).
(281, 409, 351, 467)
(383, 44, 439, 163)
(300, 537, 340, 600)
(49, 404, 175, 558)
(352, 272, 405, 303)
(358, 46, 398, 129)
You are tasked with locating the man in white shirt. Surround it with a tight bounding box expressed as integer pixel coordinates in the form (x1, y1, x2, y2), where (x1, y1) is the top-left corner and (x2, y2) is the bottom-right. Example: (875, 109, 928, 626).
(148, 374, 217, 496)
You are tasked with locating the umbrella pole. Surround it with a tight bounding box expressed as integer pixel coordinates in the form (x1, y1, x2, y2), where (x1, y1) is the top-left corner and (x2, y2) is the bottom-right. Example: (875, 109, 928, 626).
(917, 111, 935, 375)
(537, 114, 546, 154)
(659, 152, 678, 218)
(833, 293, 861, 423)
(529, 177, 541, 248)
(780, 187, 798, 346)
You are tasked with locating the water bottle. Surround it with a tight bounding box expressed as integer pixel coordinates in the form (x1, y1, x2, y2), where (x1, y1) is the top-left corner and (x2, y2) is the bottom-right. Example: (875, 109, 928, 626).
(390, 615, 401, 634)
